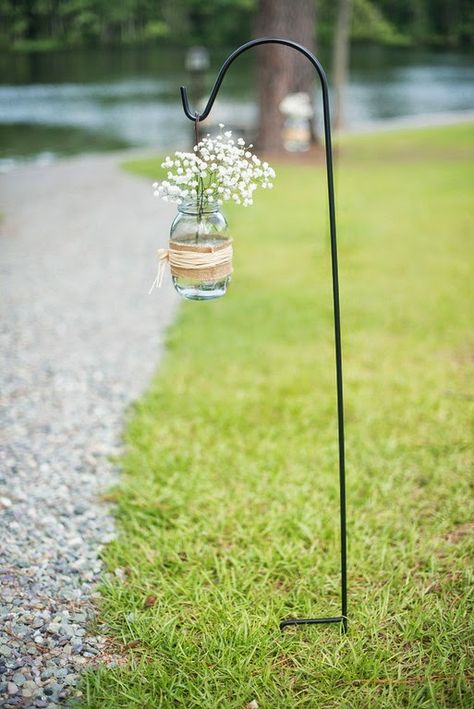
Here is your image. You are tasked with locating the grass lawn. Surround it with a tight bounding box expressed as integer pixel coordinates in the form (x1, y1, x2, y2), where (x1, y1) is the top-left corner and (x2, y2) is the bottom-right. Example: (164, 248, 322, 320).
(86, 124, 473, 707)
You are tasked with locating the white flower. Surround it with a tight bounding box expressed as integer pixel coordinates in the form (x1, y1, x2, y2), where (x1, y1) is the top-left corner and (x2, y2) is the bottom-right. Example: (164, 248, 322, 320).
(152, 124, 276, 208)
(279, 92, 313, 119)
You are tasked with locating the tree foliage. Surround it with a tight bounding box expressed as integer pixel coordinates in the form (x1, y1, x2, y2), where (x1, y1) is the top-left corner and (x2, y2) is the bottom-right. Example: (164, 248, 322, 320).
(0, 0, 471, 49)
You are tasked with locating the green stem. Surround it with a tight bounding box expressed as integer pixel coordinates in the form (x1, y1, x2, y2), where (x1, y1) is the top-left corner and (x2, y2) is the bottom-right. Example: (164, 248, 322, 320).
(195, 169, 217, 244)
(196, 176, 204, 243)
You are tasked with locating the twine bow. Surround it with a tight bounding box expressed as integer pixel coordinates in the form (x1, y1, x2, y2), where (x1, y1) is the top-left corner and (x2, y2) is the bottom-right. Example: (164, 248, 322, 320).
(149, 248, 170, 293)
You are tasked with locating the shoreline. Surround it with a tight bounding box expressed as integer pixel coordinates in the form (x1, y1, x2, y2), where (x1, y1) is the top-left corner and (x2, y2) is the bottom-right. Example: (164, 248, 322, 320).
(339, 108, 474, 135)
(1, 109, 473, 174)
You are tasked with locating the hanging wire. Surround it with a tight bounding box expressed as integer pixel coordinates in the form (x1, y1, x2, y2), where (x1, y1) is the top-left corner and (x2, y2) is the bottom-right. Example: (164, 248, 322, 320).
(194, 113, 200, 148)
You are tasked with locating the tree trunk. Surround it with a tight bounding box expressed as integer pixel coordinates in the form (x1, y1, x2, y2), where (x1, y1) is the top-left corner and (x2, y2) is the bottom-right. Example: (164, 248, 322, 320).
(333, 0, 352, 131)
(255, 0, 316, 153)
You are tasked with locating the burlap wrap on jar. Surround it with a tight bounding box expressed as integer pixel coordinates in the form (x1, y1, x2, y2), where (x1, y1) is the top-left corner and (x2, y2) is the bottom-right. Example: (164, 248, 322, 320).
(168, 238, 233, 282)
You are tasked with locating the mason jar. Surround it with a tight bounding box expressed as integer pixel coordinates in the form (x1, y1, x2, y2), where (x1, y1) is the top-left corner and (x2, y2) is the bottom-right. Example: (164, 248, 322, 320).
(283, 115, 311, 152)
(169, 200, 232, 301)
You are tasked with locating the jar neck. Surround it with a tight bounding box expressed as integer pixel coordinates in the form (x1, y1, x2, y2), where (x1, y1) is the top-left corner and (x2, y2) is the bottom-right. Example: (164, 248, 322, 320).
(178, 199, 219, 215)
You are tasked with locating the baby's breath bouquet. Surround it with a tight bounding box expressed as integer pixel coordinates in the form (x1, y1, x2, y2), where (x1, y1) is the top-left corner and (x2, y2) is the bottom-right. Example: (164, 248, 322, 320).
(151, 125, 276, 301)
(154, 124, 275, 210)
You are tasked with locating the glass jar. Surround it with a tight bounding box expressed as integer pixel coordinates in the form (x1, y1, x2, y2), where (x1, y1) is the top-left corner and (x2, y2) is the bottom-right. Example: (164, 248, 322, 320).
(283, 115, 311, 152)
(169, 200, 232, 301)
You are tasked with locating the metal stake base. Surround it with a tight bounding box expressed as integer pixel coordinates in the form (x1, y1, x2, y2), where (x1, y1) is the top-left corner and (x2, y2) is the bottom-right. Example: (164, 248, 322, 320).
(280, 616, 348, 633)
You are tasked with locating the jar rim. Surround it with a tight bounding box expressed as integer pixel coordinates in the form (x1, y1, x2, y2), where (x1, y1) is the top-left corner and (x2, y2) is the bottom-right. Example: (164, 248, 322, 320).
(178, 199, 220, 214)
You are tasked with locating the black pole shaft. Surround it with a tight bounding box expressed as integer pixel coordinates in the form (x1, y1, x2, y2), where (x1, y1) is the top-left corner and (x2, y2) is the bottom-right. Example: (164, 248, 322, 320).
(179, 37, 348, 633)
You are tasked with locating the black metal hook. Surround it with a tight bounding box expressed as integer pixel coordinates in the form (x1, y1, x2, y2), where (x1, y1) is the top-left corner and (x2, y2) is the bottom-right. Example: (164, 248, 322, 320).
(180, 37, 330, 123)
(179, 37, 348, 634)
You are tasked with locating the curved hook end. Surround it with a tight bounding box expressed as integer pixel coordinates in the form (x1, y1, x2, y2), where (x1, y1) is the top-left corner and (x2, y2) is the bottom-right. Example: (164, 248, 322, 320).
(180, 86, 199, 121)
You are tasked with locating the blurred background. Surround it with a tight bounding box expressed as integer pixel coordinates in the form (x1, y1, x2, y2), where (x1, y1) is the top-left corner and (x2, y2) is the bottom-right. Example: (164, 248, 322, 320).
(0, 0, 473, 168)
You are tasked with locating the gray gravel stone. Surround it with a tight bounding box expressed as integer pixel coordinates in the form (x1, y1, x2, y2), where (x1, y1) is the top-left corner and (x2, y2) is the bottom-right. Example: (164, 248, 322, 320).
(21, 680, 39, 698)
(0, 154, 178, 706)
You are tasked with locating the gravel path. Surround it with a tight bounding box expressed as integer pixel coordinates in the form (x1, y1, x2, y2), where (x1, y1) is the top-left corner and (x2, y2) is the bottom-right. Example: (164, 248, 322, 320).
(0, 153, 178, 707)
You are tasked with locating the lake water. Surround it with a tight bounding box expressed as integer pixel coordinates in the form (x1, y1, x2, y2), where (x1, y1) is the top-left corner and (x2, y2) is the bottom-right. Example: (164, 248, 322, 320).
(0, 44, 473, 168)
